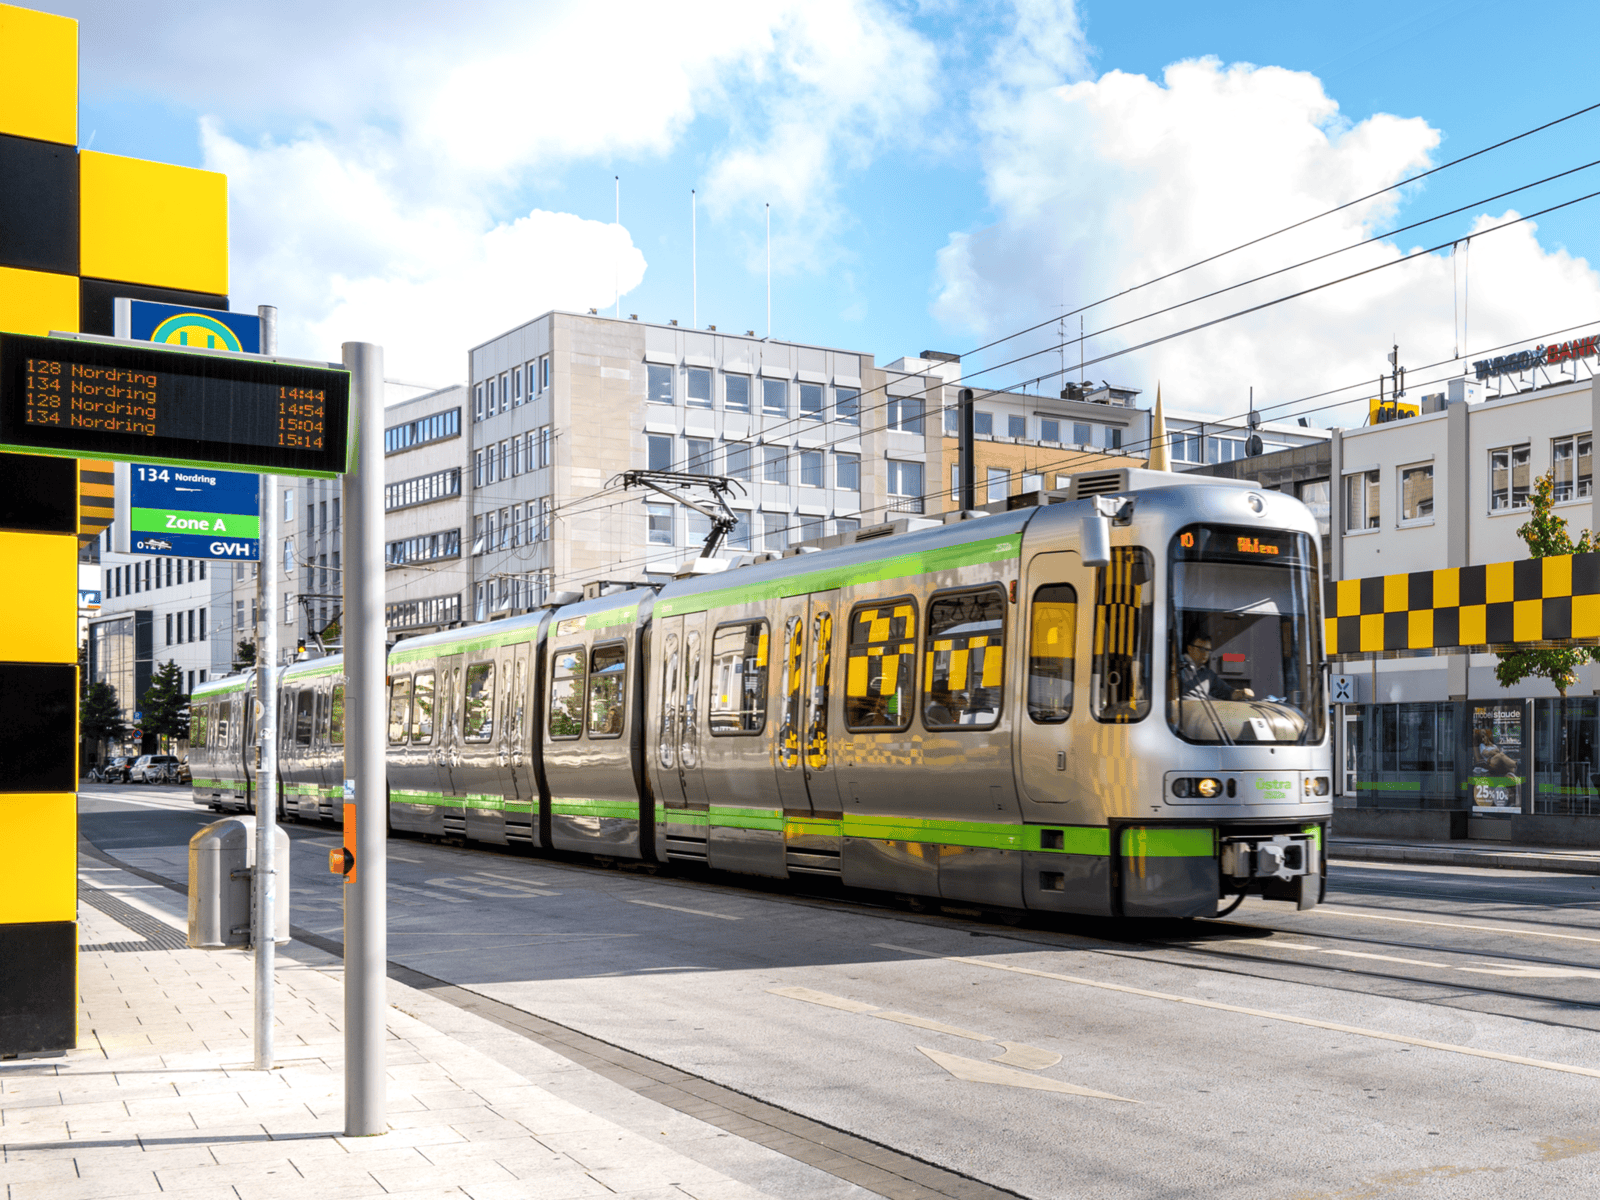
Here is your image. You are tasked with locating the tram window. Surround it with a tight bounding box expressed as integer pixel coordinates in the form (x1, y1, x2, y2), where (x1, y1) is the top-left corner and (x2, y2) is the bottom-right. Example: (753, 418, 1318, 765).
(295, 689, 315, 746)
(388, 677, 411, 744)
(549, 648, 586, 740)
(330, 685, 345, 746)
(215, 701, 228, 744)
(190, 704, 209, 747)
(845, 598, 916, 732)
(463, 663, 495, 742)
(709, 621, 768, 735)
(1027, 584, 1077, 723)
(588, 643, 627, 738)
(681, 630, 702, 767)
(411, 673, 435, 742)
(315, 692, 328, 743)
(923, 587, 1006, 730)
(659, 633, 680, 767)
(777, 616, 804, 768)
(806, 611, 833, 770)
(1092, 547, 1154, 724)
(510, 659, 525, 741)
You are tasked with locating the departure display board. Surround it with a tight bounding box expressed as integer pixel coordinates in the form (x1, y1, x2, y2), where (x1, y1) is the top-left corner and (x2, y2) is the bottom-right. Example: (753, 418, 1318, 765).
(0, 333, 352, 478)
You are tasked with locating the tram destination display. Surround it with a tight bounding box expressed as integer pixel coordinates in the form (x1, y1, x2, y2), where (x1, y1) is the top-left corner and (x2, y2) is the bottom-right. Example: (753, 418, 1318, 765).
(0, 332, 351, 478)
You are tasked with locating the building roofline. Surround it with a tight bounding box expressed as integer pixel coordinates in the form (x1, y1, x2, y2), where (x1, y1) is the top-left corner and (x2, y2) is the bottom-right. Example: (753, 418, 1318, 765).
(466, 308, 880, 362)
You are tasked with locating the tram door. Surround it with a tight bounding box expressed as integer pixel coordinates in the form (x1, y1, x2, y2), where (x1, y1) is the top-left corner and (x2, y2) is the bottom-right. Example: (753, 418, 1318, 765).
(773, 591, 840, 815)
(1017, 552, 1089, 810)
(654, 615, 709, 812)
(502, 643, 536, 839)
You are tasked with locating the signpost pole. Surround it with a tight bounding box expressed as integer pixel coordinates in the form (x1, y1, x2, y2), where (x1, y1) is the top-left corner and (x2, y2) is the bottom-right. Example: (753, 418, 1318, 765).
(253, 305, 279, 1072)
(342, 341, 386, 1136)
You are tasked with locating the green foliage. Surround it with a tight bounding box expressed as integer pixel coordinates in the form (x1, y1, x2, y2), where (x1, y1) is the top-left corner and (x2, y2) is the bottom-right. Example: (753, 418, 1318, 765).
(236, 638, 256, 667)
(140, 660, 191, 741)
(1495, 470, 1600, 696)
(80, 681, 125, 744)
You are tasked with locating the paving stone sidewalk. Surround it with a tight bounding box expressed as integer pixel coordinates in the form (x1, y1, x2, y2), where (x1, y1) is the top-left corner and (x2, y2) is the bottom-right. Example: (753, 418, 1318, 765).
(1329, 834, 1600, 874)
(0, 863, 803, 1200)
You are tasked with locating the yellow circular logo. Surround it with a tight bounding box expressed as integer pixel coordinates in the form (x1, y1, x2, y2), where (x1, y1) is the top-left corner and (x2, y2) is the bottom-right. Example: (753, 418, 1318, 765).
(150, 313, 243, 352)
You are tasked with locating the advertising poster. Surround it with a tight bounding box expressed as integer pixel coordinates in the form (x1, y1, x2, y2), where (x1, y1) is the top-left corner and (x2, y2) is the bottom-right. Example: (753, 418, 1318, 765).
(1468, 704, 1524, 814)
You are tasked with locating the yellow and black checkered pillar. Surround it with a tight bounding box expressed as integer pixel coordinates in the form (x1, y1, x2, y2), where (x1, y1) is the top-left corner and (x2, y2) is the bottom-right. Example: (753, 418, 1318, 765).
(0, 2, 230, 1055)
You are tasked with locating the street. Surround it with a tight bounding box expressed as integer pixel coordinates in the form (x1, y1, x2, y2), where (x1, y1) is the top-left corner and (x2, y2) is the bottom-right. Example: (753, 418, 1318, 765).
(78, 785, 1600, 1199)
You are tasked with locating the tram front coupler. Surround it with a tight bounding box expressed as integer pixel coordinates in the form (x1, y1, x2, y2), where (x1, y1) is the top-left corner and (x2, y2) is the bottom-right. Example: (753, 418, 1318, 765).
(1219, 833, 1312, 882)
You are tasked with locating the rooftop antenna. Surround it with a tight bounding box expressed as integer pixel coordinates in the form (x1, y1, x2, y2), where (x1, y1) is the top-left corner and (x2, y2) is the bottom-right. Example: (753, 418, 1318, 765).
(614, 176, 621, 320)
(765, 203, 772, 339)
(692, 189, 697, 329)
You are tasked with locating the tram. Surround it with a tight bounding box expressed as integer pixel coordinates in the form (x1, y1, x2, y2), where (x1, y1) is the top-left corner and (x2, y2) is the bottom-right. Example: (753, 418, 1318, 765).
(189, 468, 1331, 918)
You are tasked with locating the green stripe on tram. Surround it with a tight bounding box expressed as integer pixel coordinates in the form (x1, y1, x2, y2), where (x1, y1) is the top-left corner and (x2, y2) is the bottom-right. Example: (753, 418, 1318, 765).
(1120, 826, 1215, 858)
(655, 535, 1021, 617)
(551, 798, 637, 819)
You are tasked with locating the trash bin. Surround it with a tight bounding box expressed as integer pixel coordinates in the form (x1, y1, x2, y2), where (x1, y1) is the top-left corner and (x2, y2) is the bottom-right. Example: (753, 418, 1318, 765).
(187, 816, 291, 949)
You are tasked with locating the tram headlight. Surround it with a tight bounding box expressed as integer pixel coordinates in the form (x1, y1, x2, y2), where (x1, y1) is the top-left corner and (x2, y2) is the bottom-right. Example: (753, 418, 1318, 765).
(1171, 778, 1191, 798)
(1195, 777, 1224, 799)
(1306, 776, 1330, 796)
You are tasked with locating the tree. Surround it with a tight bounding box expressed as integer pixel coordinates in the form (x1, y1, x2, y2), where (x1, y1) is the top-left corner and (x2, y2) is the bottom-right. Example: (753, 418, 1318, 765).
(236, 638, 256, 667)
(1494, 469, 1600, 697)
(81, 681, 125, 744)
(140, 660, 190, 744)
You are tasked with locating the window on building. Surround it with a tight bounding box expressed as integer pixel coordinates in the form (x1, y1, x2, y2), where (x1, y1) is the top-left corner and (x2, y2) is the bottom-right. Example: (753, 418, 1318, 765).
(540, 355, 550, 391)
(709, 621, 767, 734)
(725, 374, 751, 413)
(1072, 421, 1091, 445)
(512, 365, 523, 403)
(725, 442, 751, 481)
(800, 383, 824, 419)
(1105, 426, 1123, 450)
(987, 466, 1009, 503)
(1490, 445, 1531, 511)
(1344, 470, 1380, 530)
(800, 450, 824, 488)
(973, 412, 993, 436)
(1007, 414, 1026, 439)
(1022, 472, 1044, 494)
(284, 487, 294, 521)
(499, 373, 511, 413)
(763, 512, 789, 552)
(648, 434, 673, 471)
(836, 386, 859, 425)
(474, 384, 484, 422)
(1400, 464, 1434, 523)
(1296, 479, 1332, 540)
(835, 517, 860, 537)
(648, 363, 674, 404)
(686, 510, 712, 548)
(283, 538, 294, 574)
(763, 445, 789, 485)
(647, 503, 674, 545)
(686, 438, 714, 475)
(538, 426, 551, 468)
(836, 452, 860, 491)
(923, 586, 1006, 729)
(728, 511, 751, 550)
(763, 378, 787, 415)
(1553, 434, 1593, 501)
(887, 395, 924, 434)
(686, 366, 712, 408)
(887, 460, 923, 513)
(798, 514, 824, 542)
(944, 407, 959, 435)
(165, 612, 173, 645)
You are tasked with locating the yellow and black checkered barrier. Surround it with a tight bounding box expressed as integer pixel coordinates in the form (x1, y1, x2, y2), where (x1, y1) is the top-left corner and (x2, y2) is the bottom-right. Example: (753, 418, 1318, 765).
(1324, 554, 1600, 655)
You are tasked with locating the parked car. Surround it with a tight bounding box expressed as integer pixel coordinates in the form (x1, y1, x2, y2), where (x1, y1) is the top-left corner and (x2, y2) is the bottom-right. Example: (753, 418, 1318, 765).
(129, 754, 182, 784)
(101, 756, 133, 783)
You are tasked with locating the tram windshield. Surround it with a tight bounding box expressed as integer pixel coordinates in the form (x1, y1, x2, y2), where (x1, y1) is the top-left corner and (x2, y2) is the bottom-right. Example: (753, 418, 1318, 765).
(1168, 524, 1323, 745)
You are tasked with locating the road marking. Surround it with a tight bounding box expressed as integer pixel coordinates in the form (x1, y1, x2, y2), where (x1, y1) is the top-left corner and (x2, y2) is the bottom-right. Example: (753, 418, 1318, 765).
(871, 1011, 992, 1041)
(768, 986, 879, 1013)
(425, 877, 558, 898)
(992, 1041, 1062, 1069)
(1272, 904, 1600, 946)
(876, 943, 1600, 1080)
(1459, 963, 1600, 980)
(1225, 940, 1449, 969)
(389, 882, 469, 904)
(623, 898, 740, 920)
(916, 1047, 1138, 1102)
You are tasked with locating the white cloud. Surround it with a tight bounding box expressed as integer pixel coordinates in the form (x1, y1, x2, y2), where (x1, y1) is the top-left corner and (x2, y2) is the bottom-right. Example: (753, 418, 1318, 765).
(76, 0, 945, 383)
(937, 53, 1600, 425)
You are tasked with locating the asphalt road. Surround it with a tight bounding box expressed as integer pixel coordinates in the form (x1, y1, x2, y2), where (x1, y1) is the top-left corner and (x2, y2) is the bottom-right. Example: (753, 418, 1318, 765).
(79, 786, 1600, 1200)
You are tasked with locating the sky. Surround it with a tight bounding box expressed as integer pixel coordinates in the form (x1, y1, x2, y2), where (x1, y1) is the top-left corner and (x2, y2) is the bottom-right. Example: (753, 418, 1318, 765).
(45, 0, 1600, 429)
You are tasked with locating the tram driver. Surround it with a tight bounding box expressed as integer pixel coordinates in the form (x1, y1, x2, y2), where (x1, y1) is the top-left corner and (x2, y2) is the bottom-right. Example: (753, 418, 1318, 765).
(1177, 629, 1254, 702)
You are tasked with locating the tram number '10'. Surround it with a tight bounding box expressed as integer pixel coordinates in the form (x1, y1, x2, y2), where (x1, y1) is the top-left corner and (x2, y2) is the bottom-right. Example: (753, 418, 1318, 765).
(278, 387, 326, 451)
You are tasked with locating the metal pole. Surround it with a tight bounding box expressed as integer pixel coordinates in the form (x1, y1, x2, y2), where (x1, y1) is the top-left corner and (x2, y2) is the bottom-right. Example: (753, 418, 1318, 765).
(342, 341, 386, 1136)
(765, 203, 771, 339)
(692, 189, 697, 330)
(959, 387, 975, 512)
(253, 304, 279, 1071)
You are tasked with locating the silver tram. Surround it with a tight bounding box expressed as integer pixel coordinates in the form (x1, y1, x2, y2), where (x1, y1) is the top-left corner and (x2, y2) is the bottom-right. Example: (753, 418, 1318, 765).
(189, 469, 1331, 918)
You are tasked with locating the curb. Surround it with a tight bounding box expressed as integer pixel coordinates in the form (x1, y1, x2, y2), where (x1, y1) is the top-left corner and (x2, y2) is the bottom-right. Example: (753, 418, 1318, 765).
(1329, 842, 1600, 876)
